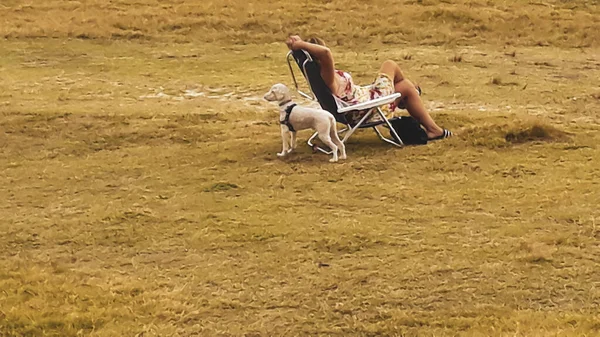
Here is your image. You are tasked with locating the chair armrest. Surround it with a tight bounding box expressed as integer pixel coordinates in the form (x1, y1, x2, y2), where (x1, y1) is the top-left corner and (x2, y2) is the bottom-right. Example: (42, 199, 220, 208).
(337, 93, 401, 113)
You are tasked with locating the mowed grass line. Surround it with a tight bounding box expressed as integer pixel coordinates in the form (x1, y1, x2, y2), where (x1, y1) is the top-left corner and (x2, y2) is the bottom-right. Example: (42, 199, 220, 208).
(1, 39, 598, 120)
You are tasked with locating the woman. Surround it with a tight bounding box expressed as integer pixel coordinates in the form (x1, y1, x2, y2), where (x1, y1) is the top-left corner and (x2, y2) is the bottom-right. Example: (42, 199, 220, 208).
(285, 35, 452, 140)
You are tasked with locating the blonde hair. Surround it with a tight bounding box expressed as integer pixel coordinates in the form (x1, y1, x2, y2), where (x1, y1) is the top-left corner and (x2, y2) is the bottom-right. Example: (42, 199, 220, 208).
(308, 37, 326, 46)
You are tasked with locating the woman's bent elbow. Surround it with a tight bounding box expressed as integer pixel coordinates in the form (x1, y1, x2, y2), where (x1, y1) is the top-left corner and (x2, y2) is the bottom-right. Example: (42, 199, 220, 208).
(321, 48, 333, 61)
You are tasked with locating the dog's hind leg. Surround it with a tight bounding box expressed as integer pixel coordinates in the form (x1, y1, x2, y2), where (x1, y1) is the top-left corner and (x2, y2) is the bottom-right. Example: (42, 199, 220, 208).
(329, 117, 346, 160)
(317, 124, 339, 162)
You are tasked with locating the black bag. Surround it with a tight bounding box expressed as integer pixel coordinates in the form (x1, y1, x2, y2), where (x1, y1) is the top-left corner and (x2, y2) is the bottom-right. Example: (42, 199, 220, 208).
(389, 116, 428, 145)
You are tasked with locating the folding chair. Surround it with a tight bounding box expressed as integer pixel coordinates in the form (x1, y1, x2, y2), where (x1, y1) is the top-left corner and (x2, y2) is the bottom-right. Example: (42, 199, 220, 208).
(286, 49, 405, 153)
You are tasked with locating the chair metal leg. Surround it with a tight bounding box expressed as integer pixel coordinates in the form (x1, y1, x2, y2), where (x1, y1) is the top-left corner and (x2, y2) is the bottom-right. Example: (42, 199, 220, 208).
(342, 110, 373, 142)
(308, 108, 404, 154)
(307, 130, 333, 154)
(375, 108, 404, 147)
(373, 126, 403, 147)
(307, 126, 349, 154)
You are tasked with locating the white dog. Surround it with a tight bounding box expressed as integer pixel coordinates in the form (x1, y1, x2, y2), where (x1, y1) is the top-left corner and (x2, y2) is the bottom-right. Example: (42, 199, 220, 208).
(263, 83, 346, 162)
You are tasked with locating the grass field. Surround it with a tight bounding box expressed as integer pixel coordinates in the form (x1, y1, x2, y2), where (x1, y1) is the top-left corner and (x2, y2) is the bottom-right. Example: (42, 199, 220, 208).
(1, 0, 600, 336)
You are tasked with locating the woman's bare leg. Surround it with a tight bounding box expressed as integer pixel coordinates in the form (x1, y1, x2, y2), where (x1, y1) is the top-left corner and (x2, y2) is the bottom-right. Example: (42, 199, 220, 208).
(379, 60, 444, 139)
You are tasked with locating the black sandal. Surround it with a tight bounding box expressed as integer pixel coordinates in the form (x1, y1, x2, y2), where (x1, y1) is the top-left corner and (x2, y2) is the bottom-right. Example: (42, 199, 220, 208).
(429, 129, 453, 141)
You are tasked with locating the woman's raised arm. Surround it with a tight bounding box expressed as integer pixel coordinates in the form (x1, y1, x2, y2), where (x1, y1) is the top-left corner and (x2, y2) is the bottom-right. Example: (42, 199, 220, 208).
(287, 36, 337, 94)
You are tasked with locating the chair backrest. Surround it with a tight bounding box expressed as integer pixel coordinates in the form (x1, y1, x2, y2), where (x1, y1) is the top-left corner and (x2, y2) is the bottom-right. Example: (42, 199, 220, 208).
(290, 50, 349, 124)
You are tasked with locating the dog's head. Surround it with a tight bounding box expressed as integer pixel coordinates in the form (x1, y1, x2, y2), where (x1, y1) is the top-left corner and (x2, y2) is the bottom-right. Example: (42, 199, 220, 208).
(264, 83, 291, 103)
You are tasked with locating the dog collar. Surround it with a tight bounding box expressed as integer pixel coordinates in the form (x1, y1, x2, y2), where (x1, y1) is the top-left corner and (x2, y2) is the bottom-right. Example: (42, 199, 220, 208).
(278, 100, 293, 107)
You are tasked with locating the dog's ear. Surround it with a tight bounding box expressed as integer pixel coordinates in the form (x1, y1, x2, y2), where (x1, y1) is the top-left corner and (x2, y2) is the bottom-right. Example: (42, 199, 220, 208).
(272, 86, 283, 101)
(274, 84, 289, 101)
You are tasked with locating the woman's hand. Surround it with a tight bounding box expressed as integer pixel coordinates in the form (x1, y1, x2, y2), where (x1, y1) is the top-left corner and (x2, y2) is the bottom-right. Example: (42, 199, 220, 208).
(286, 35, 303, 50)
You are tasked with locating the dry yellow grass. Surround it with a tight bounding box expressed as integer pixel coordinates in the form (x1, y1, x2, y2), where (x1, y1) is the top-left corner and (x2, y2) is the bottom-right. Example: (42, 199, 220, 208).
(1, 0, 599, 47)
(1, 1, 600, 336)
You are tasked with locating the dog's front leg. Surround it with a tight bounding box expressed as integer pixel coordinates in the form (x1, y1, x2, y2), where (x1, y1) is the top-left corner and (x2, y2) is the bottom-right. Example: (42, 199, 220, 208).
(288, 132, 297, 153)
(277, 127, 290, 157)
